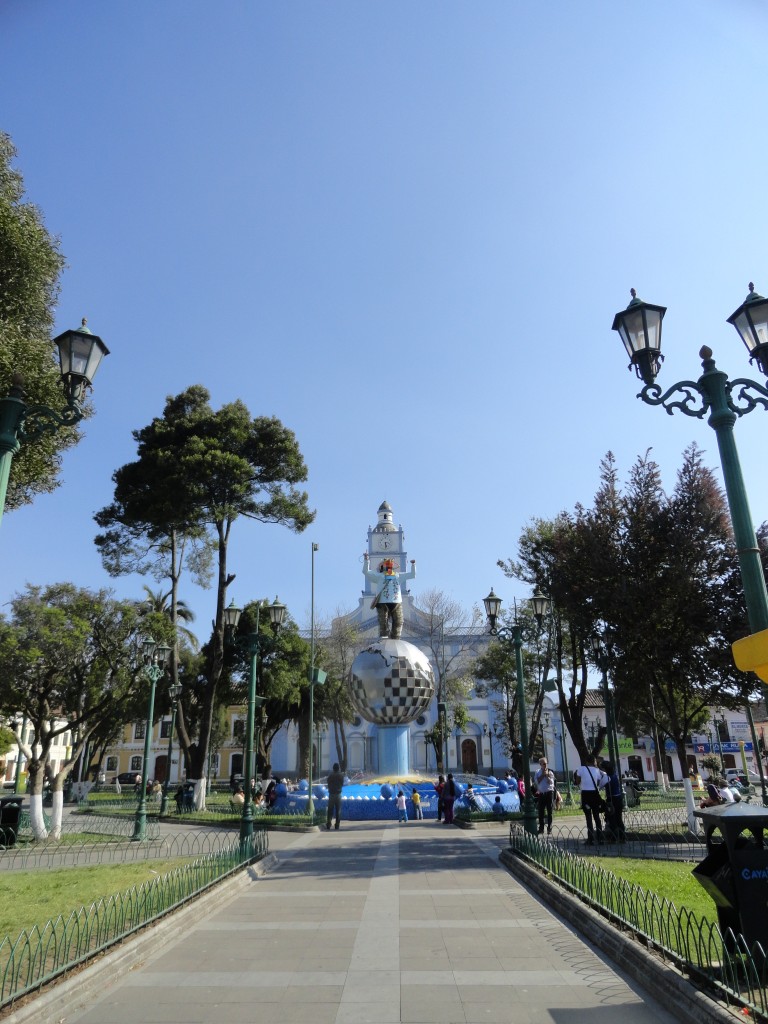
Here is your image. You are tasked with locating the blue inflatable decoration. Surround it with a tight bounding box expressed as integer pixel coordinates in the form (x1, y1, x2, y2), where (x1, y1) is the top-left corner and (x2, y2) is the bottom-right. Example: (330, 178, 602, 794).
(297, 779, 309, 791)
(487, 776, 498, 788)
(275, 782, 288, 797)
(497, 779, 509, 793)
(380, 784, 393, 800)
(314, 785, 328, 799)
(452, 780, 465, 796)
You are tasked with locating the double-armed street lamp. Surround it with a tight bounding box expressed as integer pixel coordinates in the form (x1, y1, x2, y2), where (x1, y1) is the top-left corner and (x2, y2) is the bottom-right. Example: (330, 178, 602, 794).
(482, 587, 551, 835)
(612, 286, 768, 703)
(224, 596, 287, 845)
(132, 638, 172, 841)
(160, 676, 184, 816)
(0, 320, 109, 529)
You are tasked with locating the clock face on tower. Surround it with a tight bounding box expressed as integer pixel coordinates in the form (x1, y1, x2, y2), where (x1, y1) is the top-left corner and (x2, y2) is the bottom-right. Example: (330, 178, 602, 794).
(377, 535, 392, 551)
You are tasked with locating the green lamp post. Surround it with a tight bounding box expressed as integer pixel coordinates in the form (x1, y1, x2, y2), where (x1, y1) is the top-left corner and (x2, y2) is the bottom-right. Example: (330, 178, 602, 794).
(612, 286, 768, 704)
(159, 677, 184, 815)
(0, 320, 109, 529)
(307, 666, 327, 819)
(553, 724, 574, 805)
(483, 588, 550, 835)
(224, 596, 287, 847)
(132, 638, 171, 841)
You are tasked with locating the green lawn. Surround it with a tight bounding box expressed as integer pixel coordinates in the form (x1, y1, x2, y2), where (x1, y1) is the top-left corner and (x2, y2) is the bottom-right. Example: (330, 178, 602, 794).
(583, 855, 717, 926)
(0, 858, 198, 942)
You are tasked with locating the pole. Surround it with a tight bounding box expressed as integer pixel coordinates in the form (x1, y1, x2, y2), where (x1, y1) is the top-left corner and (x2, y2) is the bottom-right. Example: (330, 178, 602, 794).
(745, 703, 768, 804)
(558, 729, 573, 805)
(511, 623, 537, 834)
(0, 388, 25, 531)
(132, 665, 161, 841)
(13, 714, 27, 794)
(307, 543, 318, 819)
(240, 604, 261, 845)
(160, 694, 180, 816)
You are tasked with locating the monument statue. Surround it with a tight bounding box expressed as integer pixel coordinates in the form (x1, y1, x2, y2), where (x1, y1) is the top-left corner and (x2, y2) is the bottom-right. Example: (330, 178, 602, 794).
(363, 553, 415, 639)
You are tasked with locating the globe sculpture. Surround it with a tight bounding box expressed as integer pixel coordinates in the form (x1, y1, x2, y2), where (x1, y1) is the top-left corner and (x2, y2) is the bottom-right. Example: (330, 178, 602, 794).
(348, 638, 435, 776)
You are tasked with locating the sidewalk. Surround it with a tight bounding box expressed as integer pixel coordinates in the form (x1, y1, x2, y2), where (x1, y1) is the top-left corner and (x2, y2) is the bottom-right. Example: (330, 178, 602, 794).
(58, 821, 681, 1024)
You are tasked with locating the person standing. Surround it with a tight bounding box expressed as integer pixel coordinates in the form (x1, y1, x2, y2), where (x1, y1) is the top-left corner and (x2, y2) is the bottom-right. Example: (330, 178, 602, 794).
(573, 755, 609, 845)
(434, 774, 445, 822)
(534, 757, 555, 835)
(326, 762, 345, 831)
(443, 773, 457, 825)
(411, 787, 423, 820)
(396, 790, 408, 823)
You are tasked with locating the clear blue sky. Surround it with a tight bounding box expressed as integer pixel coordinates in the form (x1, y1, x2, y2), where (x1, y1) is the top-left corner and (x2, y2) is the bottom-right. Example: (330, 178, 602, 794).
(2, 1, 768, 640)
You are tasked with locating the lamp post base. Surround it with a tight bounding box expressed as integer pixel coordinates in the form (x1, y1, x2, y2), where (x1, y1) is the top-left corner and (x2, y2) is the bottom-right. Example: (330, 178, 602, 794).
(522, 795, 538, 835)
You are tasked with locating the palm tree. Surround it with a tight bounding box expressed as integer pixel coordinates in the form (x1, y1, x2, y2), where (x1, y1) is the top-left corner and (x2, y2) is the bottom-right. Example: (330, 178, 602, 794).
(139, 586, 199, 650)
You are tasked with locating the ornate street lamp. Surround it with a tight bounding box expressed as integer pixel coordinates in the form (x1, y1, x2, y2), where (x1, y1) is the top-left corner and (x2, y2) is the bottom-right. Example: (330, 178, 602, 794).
(614, 286, 768, 775)
(159, 676, 184, 815)
(0, 320, 109, 529)
(482, 589, 550, 835)
(225, 596, 286, 846)
(132, 638, 171, 841)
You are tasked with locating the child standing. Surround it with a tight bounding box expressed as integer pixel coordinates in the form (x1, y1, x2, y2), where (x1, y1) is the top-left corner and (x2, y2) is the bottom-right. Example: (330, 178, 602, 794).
(396, 790, 408, 823)
(411, 788, 423, 820)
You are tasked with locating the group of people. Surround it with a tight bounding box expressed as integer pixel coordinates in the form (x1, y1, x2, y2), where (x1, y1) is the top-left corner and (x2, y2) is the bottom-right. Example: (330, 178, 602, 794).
(700, 775, 741, 808)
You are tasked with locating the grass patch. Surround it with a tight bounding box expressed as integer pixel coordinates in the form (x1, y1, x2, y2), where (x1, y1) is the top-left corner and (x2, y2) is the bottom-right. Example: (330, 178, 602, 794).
(0, 858, 199, 941)
(583, 855, 716, 925)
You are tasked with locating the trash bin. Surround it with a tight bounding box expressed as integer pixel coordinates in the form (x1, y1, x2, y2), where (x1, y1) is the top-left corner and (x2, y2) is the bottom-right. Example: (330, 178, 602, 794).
(693, 803, 768, 949)
(0, 798, 22, 848)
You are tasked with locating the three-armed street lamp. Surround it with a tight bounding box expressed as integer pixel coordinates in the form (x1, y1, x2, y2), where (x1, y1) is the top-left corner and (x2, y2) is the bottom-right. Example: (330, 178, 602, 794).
(0, 320, 109, 529)
(132, 639, 171, 841)
(224, 596, 287, 845)
(612, 286, 768, 708)
(160, 677, 184, 816)
(483, 587, 551, 835)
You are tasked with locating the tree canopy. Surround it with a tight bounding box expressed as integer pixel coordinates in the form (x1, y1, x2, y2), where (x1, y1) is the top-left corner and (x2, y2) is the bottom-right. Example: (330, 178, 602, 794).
(95, 385, 314, 789)
(0, 131, 83, 510)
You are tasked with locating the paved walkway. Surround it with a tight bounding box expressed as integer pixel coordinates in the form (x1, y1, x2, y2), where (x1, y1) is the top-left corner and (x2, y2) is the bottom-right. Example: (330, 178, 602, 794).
(62, 821, 680, 1024)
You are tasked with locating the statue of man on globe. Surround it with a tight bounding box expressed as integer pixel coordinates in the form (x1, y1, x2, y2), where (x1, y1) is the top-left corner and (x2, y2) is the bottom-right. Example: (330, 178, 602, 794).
(363, 554, 416, 639)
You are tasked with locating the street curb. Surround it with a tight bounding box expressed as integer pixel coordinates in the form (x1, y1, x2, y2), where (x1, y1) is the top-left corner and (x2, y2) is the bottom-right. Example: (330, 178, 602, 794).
(498, 849, 740, 1024)
(1, 853, 279, 1024)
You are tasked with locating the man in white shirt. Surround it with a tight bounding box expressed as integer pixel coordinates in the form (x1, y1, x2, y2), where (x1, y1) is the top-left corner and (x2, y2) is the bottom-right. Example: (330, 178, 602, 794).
(573, 755, 609, 845)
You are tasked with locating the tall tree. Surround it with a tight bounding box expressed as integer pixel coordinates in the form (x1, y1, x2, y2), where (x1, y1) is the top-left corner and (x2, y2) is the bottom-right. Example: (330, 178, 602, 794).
(315, 612, 360, 771)
(0, 131, 83, 510)
(97, 388, 314, 804)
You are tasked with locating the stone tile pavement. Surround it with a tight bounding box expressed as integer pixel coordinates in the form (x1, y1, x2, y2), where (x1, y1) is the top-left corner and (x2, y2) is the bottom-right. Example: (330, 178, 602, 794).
(61, 821, 681, 1024)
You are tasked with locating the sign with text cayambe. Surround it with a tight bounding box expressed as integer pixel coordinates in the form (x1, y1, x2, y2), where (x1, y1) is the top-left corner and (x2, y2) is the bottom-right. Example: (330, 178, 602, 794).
(617, 737, 634, 754)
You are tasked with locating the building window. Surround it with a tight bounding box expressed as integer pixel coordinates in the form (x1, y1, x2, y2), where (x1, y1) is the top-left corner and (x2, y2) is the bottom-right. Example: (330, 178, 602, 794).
(134, 721, 146, 740)
(106, 756, 118, 772)
(130, 756, 142, 772)
(160, 720, 172, 739)
(233, 720, 245, 742)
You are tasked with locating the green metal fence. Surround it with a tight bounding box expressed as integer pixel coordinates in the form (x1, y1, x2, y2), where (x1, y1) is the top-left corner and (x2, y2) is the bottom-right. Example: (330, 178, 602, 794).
(509, 827, 768, 1019)
(0, 828, 268, 1009)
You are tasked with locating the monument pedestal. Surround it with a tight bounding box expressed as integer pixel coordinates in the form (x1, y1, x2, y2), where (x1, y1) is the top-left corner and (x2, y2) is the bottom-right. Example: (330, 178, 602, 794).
(377, 724, 410, 777)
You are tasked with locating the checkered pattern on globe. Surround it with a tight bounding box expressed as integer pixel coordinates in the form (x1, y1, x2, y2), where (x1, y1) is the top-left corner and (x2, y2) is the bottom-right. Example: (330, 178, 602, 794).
(348, 640, 435, 725)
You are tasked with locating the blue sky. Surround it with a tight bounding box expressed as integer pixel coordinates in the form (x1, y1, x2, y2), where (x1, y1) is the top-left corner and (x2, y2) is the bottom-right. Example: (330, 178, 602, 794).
(2, 1, 768, 639)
